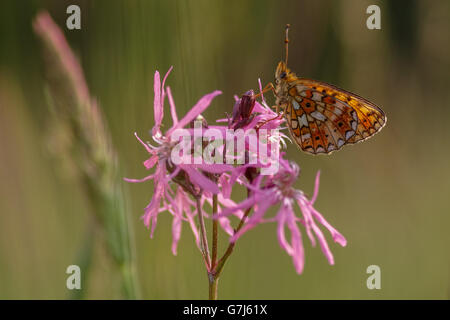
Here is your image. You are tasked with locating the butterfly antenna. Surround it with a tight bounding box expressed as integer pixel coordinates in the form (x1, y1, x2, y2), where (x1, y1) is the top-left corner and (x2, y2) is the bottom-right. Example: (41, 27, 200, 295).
(285, 24, 290, 67)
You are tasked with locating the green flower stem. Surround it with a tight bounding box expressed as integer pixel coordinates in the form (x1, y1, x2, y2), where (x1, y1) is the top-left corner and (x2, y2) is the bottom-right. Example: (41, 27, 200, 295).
(209, 274, 219, 300)
(209, 206, 252, 300)
(209, 194, 219, 300)
(211, 194, 218, 268)
(196, 196, 211, 269)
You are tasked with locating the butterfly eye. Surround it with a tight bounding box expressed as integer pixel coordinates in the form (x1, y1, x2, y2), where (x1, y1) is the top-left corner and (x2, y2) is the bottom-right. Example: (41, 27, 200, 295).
(280, 72, 287, 79)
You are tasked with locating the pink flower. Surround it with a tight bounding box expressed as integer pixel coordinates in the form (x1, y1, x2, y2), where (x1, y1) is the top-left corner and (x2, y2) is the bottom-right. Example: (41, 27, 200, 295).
(125, 67, 232, 249)
(216, 156, 347, 274)
(140, 67, 227, 192)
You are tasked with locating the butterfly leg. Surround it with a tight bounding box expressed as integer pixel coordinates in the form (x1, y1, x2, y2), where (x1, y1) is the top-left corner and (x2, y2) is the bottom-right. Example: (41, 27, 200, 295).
(256, 107, 285, 129)
(253, 82, 276, 99)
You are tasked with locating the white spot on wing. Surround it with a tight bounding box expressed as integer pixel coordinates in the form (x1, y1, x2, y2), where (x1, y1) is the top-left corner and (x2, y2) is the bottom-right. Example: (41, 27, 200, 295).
(311, 111, 326, 122)
(312, 92, 323, 100)
(301, 133, 311, 140)
(345, 130, 355, 140)
(299, 114, 308, 128)
(316, 146, 325, 153)
(334, 108, 343, 116)
(292, 100, 300, 110)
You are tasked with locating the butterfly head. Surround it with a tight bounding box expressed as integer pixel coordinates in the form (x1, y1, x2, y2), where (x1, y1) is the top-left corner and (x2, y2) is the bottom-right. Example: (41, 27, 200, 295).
(275, 61, 296, 85)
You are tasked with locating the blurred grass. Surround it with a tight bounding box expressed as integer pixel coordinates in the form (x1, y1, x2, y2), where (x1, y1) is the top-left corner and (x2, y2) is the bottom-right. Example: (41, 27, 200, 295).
(0, 0, 450, 299)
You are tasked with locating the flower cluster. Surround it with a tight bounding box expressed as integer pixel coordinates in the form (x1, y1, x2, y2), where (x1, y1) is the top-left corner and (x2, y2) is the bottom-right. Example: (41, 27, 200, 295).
(126, 67, 347, 275)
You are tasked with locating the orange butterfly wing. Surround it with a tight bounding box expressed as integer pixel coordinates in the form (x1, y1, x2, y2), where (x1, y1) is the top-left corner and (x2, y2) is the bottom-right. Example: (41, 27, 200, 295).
(284, 78, 386, 154)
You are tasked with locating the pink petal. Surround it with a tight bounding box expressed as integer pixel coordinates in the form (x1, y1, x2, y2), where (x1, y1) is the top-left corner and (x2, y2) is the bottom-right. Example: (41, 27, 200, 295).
(277, 205, 293, 255)
(144, 155, 159, 170)
(295, 197, 316, 246)
(185, 207, 201, 249)
(217, 194, 244, 219)
(167, 90, 222, 135)
(219, 174, 231, 199)
(286, 213, 305, 274)
(310, 170, 320, 205)
(171, 215, 182, 255)
(180, 165, 220, 194)
(152, 67, 173, 136)
(311, 220, 334, 265)
(253, 101, 269, 113)
(230, 194, 275, 242)
(134, 132, 155, 154)
(258, 78, 267, 106)
(152, 71, 162, 136)
(166, 86, 178, 125)
(300, 198, 335, 264)
(142, 182, 165, 237)
(277, 200, 305, 274)
(177, 188, 201, 249)
(310, 206, 347, 247)
(215, 194, 258, 218)
(162, 66, 173, 88)
(218, 217, 234, 236)
(160, 66, 173, 118)
(123, 173, 156, 183)
(150, 215, 158, 238)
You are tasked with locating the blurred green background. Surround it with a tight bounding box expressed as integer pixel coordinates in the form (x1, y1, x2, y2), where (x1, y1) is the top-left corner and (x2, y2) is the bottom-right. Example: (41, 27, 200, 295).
(1, 0, 450, 299)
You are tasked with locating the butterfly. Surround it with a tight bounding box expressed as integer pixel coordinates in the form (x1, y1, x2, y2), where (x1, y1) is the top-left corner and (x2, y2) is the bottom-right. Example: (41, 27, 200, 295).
(265, 25, 386, 155)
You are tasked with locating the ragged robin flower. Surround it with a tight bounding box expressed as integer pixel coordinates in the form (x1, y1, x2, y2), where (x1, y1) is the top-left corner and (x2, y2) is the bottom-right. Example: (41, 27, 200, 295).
(216, 155, 347, 274)
(125, 67, 233, 252)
